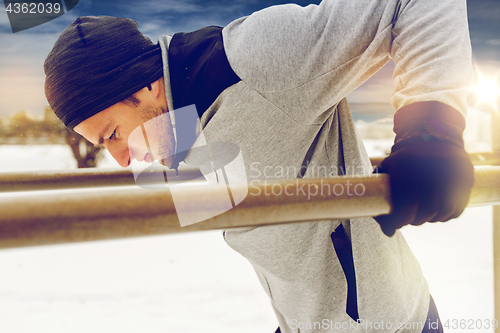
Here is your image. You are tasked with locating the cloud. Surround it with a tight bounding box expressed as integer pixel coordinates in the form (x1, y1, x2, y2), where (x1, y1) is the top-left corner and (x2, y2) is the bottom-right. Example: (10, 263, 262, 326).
(0, 5, 87, 116)
(0, 4, 13, 33)
(124, 0, 254, 38)
(347, 62, 395, 104)
(119, 0, 262, 17)
(121, 1, 208, 14)
(349, 103, 394, 115)
(473, 59, 500, 79)
(486, 39, 500, 46)
(0, 0, 498, 118)
(0, 32, 61, 116)
(467, 0, 500, 20)
(466, 0, 500, 64)
(0, 72, 47, 117)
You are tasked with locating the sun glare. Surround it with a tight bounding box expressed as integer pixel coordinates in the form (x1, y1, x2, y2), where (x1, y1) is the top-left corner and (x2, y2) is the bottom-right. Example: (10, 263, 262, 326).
(474, 71, 500, 111)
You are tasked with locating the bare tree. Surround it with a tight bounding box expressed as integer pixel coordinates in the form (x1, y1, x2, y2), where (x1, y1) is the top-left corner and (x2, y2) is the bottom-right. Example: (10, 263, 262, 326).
(1, 108, 104, 168)
(65, 130, 103, 168)
(43, 106, 104, 168)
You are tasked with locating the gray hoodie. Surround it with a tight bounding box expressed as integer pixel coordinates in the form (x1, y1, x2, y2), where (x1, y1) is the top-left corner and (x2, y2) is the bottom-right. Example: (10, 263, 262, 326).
(159, 0, 473, 331)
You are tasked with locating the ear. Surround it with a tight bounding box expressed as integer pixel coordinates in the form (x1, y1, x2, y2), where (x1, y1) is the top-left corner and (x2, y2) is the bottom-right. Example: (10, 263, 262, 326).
(148, 78, 164, 101)
(132, 77, 166, 108)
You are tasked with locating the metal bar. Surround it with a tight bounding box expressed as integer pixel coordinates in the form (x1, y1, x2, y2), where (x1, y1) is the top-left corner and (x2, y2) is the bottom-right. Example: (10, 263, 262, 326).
(0, 166, 203, 192)
(370, 152, 500, 168)
(495, 205, 500, 331)
(0, 167, 499, 249)
(0, 153, 498, 193)
(493, 109, 500, 331)
(469, 152, 500, 166)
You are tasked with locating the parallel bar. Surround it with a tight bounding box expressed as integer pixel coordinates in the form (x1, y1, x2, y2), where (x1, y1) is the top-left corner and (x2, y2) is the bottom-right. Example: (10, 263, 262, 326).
(0, 166, 203, 192)
(495, 205, 500, 331)
(370, 152, 500, 168)
(0, 167, 499, 249)
(0, 153, 498, 193)
(492, 109, 499, 331)
(469, 152, 500, 166)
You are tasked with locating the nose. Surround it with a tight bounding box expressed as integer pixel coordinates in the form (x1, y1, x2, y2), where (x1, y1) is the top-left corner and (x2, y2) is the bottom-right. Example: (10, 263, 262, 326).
(107, 145, 130, 168)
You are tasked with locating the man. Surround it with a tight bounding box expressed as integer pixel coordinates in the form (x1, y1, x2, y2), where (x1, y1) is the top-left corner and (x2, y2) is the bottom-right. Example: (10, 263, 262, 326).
(44, 0, 474, 332)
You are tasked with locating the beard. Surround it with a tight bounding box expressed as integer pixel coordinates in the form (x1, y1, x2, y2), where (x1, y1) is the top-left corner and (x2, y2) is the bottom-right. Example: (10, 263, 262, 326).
(138, 105, 176, 167)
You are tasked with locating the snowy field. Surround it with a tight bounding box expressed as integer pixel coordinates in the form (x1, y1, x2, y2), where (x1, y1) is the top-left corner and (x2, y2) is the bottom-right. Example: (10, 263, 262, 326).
(0, 143, 495, 333)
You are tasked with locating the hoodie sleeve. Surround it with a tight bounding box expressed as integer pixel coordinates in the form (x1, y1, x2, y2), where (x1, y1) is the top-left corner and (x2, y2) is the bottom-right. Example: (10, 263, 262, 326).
(222, 0, 473, 123)
(389, 0, 473, 115)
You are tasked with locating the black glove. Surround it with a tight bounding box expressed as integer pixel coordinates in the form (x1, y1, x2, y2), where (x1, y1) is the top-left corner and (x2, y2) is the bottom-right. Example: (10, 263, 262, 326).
(374, 101, 474, 236)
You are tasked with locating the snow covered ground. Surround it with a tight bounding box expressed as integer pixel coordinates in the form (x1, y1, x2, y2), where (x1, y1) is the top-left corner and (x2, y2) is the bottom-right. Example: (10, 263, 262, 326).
(0, 144, 495, 333)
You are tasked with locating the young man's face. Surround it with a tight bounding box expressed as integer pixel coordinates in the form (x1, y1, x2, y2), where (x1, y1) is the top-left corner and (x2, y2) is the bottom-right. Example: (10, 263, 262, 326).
(74, 81, 175, 167)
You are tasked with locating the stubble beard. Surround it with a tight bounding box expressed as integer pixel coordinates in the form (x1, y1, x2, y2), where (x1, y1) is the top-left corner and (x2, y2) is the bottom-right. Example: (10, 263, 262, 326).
(139, 105, 175, 167)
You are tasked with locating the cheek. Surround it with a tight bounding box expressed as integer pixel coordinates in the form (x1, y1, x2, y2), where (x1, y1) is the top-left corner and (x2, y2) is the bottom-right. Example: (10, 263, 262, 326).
(126, 113, 175, 163)
(127, 123, 167, 161)
(128, 125, 149, 152)
(141, 115, 174, 157)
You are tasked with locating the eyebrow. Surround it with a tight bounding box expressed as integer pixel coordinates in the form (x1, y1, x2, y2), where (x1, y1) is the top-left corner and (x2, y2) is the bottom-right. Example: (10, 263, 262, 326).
(94, 122, 112, 148)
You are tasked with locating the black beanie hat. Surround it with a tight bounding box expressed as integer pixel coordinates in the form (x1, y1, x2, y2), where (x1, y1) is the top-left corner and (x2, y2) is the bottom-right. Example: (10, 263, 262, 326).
(44, 16, 163, 130)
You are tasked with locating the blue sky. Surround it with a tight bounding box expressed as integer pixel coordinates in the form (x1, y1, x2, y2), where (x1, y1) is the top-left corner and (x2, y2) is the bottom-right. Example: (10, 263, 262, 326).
(0, 0, 498, 118)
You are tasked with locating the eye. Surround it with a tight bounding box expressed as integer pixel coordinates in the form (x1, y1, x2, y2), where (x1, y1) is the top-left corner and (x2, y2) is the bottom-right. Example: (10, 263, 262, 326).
(109, 128, 117, 140)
